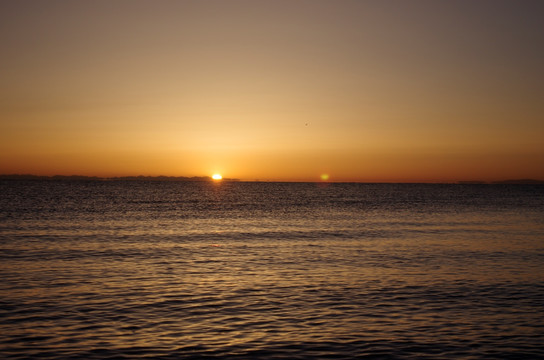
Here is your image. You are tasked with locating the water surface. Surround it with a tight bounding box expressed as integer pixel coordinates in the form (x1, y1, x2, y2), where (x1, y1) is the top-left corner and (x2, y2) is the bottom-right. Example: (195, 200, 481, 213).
(1, 181, 543, 359)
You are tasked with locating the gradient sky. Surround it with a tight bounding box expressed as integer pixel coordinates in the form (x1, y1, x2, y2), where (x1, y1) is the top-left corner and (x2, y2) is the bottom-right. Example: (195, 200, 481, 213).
(1, 0, 543, 182)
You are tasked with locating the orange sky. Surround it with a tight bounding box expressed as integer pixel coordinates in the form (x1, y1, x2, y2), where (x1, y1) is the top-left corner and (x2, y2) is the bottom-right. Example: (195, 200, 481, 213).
(1, 0, 543, 182)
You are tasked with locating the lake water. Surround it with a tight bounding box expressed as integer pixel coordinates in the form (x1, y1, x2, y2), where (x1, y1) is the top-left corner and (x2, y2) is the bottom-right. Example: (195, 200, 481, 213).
(1, 181, 543, 359)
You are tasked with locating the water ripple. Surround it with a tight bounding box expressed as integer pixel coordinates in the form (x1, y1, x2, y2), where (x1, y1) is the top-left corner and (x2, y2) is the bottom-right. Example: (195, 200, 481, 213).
(1, 182, 543, 358)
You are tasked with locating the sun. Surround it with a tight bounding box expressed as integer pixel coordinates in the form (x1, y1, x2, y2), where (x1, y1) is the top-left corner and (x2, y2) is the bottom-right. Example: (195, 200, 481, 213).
(212, 174, 222, 180)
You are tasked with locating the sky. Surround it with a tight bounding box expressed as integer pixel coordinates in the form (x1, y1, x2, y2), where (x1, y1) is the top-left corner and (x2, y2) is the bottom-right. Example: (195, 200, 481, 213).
(1, 0, 543, 182)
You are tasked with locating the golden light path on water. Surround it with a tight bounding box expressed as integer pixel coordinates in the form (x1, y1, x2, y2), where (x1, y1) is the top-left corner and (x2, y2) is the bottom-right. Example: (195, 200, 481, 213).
(0, 182, 543, 358)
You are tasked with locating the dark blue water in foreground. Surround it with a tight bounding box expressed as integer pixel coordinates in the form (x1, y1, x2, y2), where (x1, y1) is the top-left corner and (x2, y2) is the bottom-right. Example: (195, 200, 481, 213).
(1, 181, 543, 359)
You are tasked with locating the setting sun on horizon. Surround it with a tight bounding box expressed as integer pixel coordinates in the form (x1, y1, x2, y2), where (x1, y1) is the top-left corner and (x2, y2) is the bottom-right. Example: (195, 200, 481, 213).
(1, 1, 543, 182)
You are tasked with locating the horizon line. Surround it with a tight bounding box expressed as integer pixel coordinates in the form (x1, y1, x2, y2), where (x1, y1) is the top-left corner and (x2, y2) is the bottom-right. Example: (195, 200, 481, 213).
(1, 174, 543, 185)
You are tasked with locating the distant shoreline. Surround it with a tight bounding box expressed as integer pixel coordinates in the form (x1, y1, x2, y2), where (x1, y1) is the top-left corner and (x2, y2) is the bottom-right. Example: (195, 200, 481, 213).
(457, 179, 544, 185)
(0, 174, 239, 182)
(0, 174, 543, 184)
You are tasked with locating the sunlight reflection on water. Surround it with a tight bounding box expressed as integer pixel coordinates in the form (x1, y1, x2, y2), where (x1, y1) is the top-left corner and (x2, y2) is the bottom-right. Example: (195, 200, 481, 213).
(1, 181, 543, 359)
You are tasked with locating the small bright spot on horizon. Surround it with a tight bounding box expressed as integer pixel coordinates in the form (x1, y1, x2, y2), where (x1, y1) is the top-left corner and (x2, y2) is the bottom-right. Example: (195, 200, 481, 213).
(320, 174, 330, 181)
(212, 174, 222, 180)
